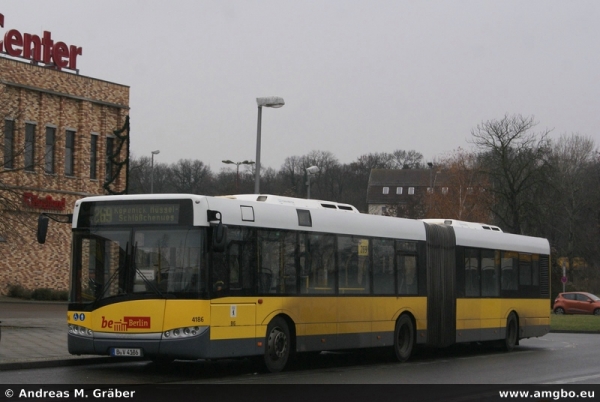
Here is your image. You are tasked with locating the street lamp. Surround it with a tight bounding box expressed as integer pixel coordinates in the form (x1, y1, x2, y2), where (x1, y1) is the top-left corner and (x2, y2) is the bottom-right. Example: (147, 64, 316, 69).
(222, 159, 255, 193)
(305, 165, 320, 199)
(150, 150, 160, 193)
(255, 96, 285, 194)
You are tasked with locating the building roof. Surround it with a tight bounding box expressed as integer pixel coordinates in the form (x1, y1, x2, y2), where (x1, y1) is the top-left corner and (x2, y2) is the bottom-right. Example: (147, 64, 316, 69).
(367, 168, 450, 205)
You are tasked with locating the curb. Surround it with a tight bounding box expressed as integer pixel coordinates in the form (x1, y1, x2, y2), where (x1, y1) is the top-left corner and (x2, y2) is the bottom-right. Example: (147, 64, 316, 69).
(0, 357, 132, 371)
(0, 298, 67, 305)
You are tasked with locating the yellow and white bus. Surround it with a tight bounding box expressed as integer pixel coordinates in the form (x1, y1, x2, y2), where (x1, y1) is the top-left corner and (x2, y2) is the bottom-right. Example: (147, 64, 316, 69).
(38, 194, 550, 372)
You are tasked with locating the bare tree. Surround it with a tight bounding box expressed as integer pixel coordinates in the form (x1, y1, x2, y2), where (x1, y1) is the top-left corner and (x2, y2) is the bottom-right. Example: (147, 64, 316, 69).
(547, 134, 598, 282)
(128, 155, 171, 194)
(392, 149, 424, 169)
(470, 114, 551, 234)
(301, 150, 339, 200)
(278, 155, 304, 197)
(424, 148, 493, 222)
(169, 159, 212, 194)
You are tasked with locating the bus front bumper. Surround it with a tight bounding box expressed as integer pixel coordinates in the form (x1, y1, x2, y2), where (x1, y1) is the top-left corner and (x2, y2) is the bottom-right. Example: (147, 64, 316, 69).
(68, 327, 262, 360)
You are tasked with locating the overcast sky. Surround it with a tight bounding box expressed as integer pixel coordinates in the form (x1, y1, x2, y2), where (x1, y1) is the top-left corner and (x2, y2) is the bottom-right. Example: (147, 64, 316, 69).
(3, 1, 599, 172)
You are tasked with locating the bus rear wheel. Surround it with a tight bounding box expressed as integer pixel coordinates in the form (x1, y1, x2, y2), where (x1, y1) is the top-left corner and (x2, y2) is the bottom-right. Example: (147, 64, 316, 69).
(264, 317, 291, 373)
(503, 313, 518, 351)
(393, 314, 415, 362)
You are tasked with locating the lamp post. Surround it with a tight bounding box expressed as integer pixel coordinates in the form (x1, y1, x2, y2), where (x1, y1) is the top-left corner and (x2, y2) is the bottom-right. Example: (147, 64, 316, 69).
(255, 96, 285, 194)
(222, 159, 255, 193)
(305, 165, 320, 199)
(150, 150, 160, 193)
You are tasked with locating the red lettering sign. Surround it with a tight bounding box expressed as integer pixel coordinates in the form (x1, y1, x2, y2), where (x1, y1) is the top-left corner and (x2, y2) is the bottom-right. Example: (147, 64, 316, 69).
(124, 317, 151, 329)
(101, 316, 114, 329)
(0, 13, 82, 70)
(101, 316, 151, 332)
(23, 192, 66, 211)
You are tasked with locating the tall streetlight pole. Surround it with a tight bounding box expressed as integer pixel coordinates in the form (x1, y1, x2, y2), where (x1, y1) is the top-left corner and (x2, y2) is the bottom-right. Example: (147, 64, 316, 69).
(255, 96, 285, 194)
(222, 159, 254, 193)
(305, 166, 320, 199)
(150, 150, 160, 194)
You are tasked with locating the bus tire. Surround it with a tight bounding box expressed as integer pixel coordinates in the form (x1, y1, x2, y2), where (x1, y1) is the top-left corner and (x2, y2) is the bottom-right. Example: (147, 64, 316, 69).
(393, 314, 415, 362)
(503, 313, 518, 352)
(264, 316, 291, 373)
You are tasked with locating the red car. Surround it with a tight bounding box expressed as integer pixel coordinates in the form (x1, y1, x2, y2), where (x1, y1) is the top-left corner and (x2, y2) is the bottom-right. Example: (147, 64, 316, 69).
(553, 292, 600, 315)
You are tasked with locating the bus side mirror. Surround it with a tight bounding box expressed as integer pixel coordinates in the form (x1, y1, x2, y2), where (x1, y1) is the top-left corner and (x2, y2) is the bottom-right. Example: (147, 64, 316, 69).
(37, 214, 49, 244)
(212, 223, 228, 252)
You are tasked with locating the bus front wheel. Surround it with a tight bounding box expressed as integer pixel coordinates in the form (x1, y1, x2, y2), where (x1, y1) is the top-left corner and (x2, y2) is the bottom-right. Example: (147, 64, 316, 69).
(264, 316, 291, 373)
(393, 314, 415, 362)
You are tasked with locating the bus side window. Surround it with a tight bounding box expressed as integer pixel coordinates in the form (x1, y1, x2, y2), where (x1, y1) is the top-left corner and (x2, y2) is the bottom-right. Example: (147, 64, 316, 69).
(222, 228, 256, 295)
(338, 236, 370, 294)
(304, 233, 335, 294)
(373, 238, 394, 295)
(282, 231, 297, 294)
(481, 249, 499, 297)
(501, 251, 518, 291)
(465, 248, 480, 297)
(298, 234, 309, 293)
(211, 251, 229, 295)
(258, 230, 279, 294)
(398, 254, 418, 295)
(228, 243, 241, 289)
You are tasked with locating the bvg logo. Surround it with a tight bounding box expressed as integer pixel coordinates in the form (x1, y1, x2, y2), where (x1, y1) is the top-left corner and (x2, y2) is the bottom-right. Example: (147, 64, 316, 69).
(101, 316, 151, 331)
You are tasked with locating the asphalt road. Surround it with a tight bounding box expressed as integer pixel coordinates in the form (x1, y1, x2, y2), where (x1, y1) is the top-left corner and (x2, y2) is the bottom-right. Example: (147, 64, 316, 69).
(2, 301, 599, 386)
(1, 332, 600, 385)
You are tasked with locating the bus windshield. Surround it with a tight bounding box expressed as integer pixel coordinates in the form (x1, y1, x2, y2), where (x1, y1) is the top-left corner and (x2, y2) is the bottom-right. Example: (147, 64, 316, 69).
(71, 227, 206, 305)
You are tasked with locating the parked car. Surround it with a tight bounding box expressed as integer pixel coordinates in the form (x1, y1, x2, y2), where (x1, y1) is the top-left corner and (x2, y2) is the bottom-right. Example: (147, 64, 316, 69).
(553, 292, 600, 315)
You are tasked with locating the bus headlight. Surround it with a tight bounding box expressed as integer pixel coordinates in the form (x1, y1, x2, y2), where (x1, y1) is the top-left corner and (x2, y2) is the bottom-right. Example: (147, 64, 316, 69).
(68, 324, 93, 338)
(163, 326, 207, 339)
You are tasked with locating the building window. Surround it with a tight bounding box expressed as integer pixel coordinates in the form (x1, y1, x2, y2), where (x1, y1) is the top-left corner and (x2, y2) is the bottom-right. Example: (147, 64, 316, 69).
(45, 127, 56, 174)
(408, 187, 415, 195)
(90, 134, 98, 179)
(65, 130, 75, 176)
(3, 119, 14, 169)
(382, 186, 389, 195)
(396, 187, 402, 195)
(24, 123, 36, 172)
(105, 136, 114, 182)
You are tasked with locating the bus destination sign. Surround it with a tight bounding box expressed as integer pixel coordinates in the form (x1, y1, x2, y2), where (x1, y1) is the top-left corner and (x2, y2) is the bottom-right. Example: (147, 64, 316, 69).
(91, 204, 180, 225)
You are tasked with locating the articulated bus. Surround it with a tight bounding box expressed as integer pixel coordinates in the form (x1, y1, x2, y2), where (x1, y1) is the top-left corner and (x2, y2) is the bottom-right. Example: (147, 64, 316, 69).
(38, 194, 550, 372)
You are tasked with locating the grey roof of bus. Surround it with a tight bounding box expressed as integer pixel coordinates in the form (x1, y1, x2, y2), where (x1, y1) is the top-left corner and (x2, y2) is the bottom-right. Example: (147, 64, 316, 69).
(219, 194, 359, 212)
(421, 219, 503, 232)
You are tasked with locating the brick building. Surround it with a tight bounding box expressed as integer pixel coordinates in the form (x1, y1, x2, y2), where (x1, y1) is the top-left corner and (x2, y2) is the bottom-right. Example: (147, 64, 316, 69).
(0, 56, 129, 294)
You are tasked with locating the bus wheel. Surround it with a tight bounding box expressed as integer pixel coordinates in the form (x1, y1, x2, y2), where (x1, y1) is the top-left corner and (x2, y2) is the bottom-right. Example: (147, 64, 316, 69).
(264, 317, 291, 373)
(394, 314, 415, 362)
(503, 313, 518, 352)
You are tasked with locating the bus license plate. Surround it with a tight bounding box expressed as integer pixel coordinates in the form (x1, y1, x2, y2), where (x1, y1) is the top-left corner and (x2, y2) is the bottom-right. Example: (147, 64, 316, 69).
(110, 348, 143, 357)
